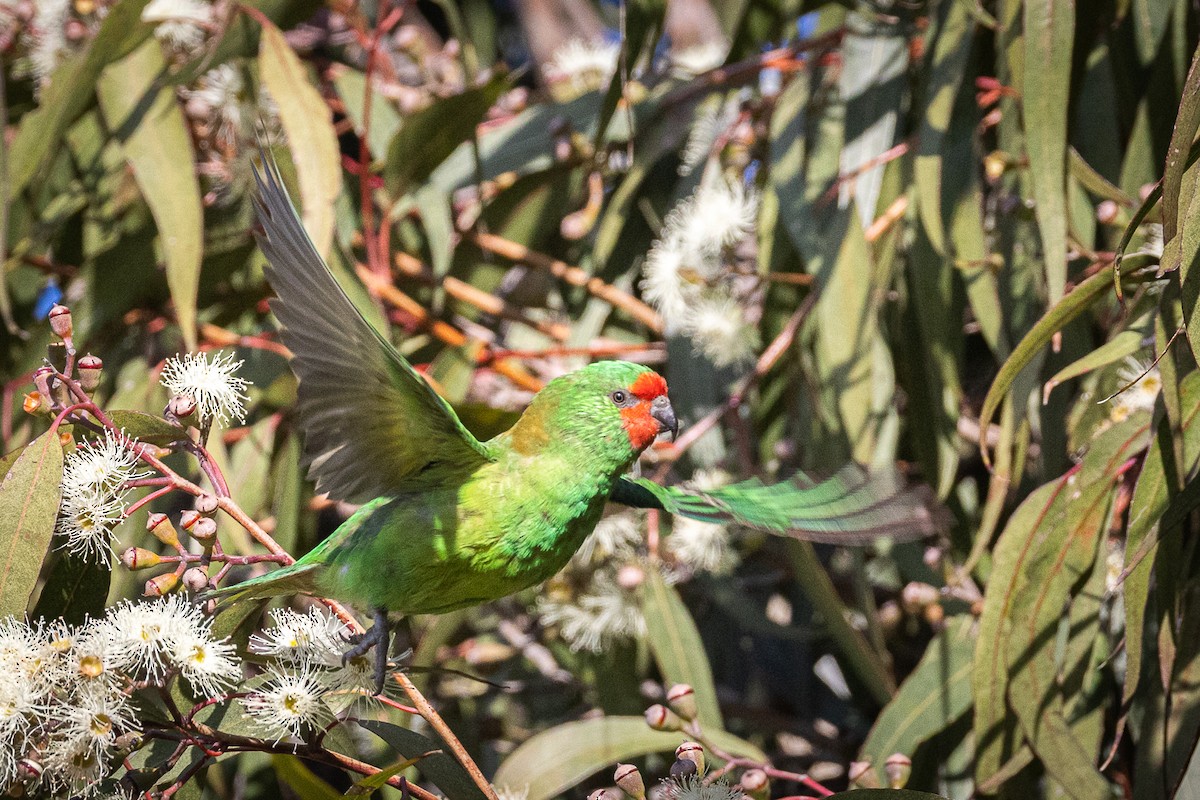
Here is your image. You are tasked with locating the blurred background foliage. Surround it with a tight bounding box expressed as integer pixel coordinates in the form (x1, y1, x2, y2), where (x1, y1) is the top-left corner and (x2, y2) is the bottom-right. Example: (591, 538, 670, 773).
(4, 0, 1200, 797)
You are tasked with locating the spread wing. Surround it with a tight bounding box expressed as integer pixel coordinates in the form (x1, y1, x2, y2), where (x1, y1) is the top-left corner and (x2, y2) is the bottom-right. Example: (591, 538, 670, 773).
(610, 465, 943, 545)
(252, 155, 492, 502)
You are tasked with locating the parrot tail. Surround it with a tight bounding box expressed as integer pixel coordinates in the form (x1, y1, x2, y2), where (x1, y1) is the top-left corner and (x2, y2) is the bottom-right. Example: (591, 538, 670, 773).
(206, 562, 322, 611)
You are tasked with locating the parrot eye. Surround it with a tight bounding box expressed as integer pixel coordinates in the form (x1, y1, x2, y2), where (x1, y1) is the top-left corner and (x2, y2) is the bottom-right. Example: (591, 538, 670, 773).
(610, 390, 628, 406)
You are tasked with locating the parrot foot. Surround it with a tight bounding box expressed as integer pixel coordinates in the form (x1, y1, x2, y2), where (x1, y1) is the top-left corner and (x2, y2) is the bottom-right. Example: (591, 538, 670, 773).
(342, 607, 391, 696)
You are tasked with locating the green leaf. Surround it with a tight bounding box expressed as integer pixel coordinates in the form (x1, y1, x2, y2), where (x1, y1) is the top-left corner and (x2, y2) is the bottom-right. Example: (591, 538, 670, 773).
(977, 253, 1156, 465)
(859, 616, 975, 785)
(273, 755, 344, 800)
(30, 550, 111, 625)
(6, 0, 154, 196)
(0, 444, 25, 484)
(1042, 329, 1143, 401)
(1021, 0, 1074, 305)
(1122, 372, 1200, 712)
(333, 68, 404, 159)
(259, 18, 343, 259)
(107, 410, 188, 447)
(915, 0, 974, 254)
(356, 719, 489, 800)
(344, 752, 436, 796)
(0, 432, 64, 617)
(1131, 0, 1174, 65)
(492, 716, 767, 800)
(640, 569, 722, 729)
(384, 74, 508, 201)
(97, 40, 204, 352)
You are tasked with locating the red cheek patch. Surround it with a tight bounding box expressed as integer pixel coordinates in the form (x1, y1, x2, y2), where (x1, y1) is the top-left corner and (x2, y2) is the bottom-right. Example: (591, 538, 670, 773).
(620, 404, 660, 450)
(630, 371, 668, 401)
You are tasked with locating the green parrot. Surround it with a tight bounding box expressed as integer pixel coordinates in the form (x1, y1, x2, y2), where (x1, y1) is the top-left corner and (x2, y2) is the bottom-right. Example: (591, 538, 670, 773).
(213, 158, 941, 690)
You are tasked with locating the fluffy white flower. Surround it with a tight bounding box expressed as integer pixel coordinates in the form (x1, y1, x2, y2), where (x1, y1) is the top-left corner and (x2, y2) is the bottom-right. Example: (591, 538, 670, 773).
(241, 664, 333, 743)
(667, 518, 736, 575)
(57, 430, 149, 563)
(29, 0, 71, 84)
(160, 350, 251, 428)
(547, 38, 619, 92)
(664, 179, 759, 256)
(575, 512, 642, 565)
(539, 571, 645, 653)
(641, 238, 693, 323)
(101, 595, 208, 681)
(171, 630, 241, 697)
(1115, 357, 1162, 413)
(679, 103, 736, 177)
(42, 733, 106, 798)
(50, 684, 139, 760)
(142, 0, 212, 51)
(183, 64, 250, 147)
(680, 294, 759, 367)
(249, 607, 348, 667)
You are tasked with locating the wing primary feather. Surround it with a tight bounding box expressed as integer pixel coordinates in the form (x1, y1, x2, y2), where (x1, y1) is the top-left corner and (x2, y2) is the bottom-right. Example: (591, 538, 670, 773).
(251, 151, 492, 502)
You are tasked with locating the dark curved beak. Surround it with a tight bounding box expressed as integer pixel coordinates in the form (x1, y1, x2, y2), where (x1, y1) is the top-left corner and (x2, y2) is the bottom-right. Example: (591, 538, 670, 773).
(651, 396, 678, 441)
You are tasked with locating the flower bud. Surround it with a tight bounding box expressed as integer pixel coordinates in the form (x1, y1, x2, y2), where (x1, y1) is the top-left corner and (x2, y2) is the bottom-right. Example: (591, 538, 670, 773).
(195, 493, 219, 516)
(120, 547, 162, 570)
(167, 394, 197, 420)
(23, 392, 43, 415)
(587, 790, 623, 800)
(900, 582, 939, 614)
(147, 513, 180, 548)
(616, 563, 645, 590)
(144, 572, 180, 597)
(923, 602, 945, 627)
(669, 758, 697, 779)
(884, 753, 911, 789)
(644, 703, 682, 731)
(59, 431, 73, 448)
(848, 761, 879, 788)
(182, 566, 210, 593)
(1096, 200, 1119, 225)
(32, 366, 54, 400)
(48, 304, 72, 339)
(739, 768, 768, 799)
(190, 516, 218, 542)
(666, 683, 698, 721)
(16, 756, 43, 782)
(614, 764, 645, 800)
(180, 509, 201, 530)
(675, 741, 705, 776)
(113, 732, 143, 756)
(78, 353, 103, 392)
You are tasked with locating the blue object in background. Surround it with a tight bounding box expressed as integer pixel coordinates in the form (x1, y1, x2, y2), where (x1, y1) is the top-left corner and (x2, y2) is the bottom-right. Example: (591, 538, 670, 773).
(797, 12, 818, 40)
(34, 279, 63, 320)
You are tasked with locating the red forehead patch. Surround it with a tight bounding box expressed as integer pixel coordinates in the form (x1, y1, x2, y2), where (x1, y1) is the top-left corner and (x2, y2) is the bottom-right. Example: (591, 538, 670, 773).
(630, 371, 668, 401)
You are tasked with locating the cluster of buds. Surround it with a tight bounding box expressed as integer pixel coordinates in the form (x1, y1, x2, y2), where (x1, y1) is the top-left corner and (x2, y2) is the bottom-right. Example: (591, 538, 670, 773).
(900, 582, 944, 627)
(848, 753, 911, 790)
(644, 682, 699, 734)
(123, 496, 223, 597)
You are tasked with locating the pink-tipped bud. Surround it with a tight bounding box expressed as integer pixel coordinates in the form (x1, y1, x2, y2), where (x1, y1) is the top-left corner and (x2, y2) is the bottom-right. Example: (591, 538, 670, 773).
(120, 547, 161, 570)
(613, 764, 645, 800)
(616, 564, 645, 590)
(884, 753, 911, 789)
(190, 516, 217, 542)
(644, 703, 682, 731)
(180, 509, 201, 530)
(1096, 200, 1119, 225)
(17, 756, 43, 782)
(901, 582, 939, 614)
(48, 304, 72, 339)
(33, 366, 55, 399)
(586, 790, 622, 800)
(146, 513, 180, 548)
(78, 353, 103, 392)
(195, 493, 219, 516)
(144, 572, 179, 597)
(666, 683, 698, 721)
(675, 741, 705, 776)
(739, 768, 768, 798)
(182, 567, 210, 593)
(167, 394, 197, 420)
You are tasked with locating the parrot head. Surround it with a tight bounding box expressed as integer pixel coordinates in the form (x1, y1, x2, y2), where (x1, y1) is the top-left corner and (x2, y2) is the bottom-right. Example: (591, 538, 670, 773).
(507, 361, 676, 466)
